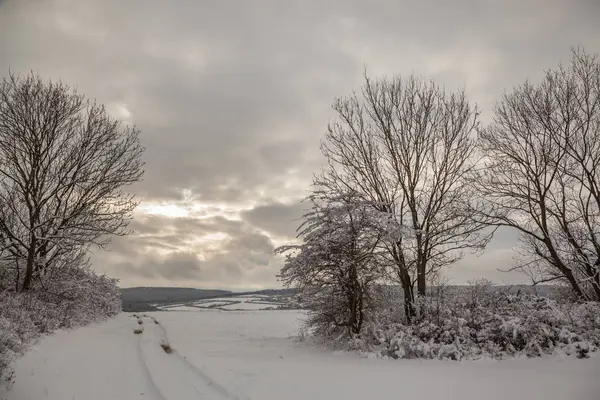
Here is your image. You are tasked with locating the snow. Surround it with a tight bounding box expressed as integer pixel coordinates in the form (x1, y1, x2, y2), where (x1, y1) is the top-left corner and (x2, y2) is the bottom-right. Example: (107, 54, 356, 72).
(159, 303, 186, 309)
(162, 305, 205, 312)
(219, 299, 277, 310)
(193, 300, 234, 307)
(2, 310, 599, 400)
(220, 302, 273, 310)
(156, 296, 282, 311)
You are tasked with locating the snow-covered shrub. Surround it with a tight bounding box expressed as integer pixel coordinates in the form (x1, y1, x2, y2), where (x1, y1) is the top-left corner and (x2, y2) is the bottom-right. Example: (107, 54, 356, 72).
(0, 292, 38, 388)
(28, 264, 122, 328)
(544, 284, 582, 303)
(365, 288, 600, 361)
(0, 265, 122, 386)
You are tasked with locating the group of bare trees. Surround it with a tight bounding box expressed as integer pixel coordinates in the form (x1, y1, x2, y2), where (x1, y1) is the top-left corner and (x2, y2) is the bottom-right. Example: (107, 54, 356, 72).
(278, 48, 600, 331)
(0, 72, 144, 294)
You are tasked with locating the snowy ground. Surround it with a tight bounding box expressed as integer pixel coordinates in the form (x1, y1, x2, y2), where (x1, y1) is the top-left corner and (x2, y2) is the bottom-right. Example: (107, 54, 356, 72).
(157, 295, 285, 311)
(2, 310, 599, 400)
(156, 295, 285, 311)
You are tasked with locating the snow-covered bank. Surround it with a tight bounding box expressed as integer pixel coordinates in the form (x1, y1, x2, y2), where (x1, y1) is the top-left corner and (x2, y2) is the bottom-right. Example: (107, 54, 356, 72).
(2, 311, 599, 400)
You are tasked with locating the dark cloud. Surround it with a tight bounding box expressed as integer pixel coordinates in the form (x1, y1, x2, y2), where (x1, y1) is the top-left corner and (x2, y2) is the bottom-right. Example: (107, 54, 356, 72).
(92, 214, 277, 288)
(2, 0, 600, 287)
(241, 202, 307, 237)
(0, 0, 350, 203)
(117, 252, 203, 280)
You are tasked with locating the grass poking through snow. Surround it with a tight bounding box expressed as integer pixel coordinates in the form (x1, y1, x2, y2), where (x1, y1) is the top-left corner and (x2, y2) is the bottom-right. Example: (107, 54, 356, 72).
(159, 339, 172, 354)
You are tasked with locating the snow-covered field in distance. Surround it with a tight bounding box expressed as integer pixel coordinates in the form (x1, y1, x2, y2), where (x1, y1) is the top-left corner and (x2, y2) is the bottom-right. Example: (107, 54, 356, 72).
(2, 310, 599, 400)
(157, 294, 288, 311)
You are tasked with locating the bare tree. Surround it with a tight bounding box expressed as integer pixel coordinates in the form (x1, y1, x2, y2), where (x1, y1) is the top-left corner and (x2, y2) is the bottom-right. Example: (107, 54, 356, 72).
(319, 73, 491, 321)
(474, 48, 600, 301)
(276, 189, 384, 336)
(0, 72, 144, 292)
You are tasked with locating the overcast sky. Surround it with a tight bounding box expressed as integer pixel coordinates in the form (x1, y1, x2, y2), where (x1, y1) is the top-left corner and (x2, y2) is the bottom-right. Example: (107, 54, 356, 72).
(1, 0, 599, 290)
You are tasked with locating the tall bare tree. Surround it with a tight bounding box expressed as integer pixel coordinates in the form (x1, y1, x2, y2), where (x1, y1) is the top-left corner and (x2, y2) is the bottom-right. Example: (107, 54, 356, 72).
(0, 72, 144, 292)
(474, 48, 600, 301)
(320, 73, 490, 321)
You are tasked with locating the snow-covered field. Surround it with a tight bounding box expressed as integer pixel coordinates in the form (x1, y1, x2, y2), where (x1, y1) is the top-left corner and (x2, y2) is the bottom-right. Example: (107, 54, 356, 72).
(157, 294, 284, 311)
(2, 310, 599, 400)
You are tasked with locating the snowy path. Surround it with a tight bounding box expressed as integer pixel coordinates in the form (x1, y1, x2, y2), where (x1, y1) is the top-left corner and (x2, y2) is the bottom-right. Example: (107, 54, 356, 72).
(138, 316, 244, 400)
(0, 314, 246, 400)
(0, 315, 164, 400)
(1, 311, 599, 400)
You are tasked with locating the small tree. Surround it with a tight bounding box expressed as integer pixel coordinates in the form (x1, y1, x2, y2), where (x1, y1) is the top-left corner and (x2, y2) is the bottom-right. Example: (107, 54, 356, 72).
(474, 48, 600, 301)
(276, 189, 384, 337)
(320, 73, 491, 321)
(0, 72, 144, 292)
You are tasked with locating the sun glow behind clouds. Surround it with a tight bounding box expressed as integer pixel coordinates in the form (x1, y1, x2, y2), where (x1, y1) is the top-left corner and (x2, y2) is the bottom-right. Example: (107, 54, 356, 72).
(135, 202, 249, 220)
(136, 191, 261, 221)
(197, 232, 229, 242)
(136, 203, 189, 218)
(133, 197, 291, 264)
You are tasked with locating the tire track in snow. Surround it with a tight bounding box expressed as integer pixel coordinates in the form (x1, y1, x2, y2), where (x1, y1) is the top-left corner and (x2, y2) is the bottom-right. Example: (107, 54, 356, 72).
(135, 329, 168, 400)
(152, 321, 244, 400)
(138, 316, 245, 400)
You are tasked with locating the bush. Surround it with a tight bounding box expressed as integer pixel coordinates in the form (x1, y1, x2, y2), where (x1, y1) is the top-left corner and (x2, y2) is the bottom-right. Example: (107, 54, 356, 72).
(336, 285, 600, 361)
(0, 265, 122, 387)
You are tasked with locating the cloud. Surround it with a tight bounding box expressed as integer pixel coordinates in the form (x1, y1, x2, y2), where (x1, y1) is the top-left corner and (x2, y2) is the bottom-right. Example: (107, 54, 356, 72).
(92, 214, 278, 289)
(2, 0, 600, 288)
(241, 201, 307, 238)
(117, 252, 203, 280)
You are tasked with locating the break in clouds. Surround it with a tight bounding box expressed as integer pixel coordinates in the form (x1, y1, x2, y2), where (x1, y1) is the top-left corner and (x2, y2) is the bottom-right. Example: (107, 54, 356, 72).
(1, 0, 599, 288)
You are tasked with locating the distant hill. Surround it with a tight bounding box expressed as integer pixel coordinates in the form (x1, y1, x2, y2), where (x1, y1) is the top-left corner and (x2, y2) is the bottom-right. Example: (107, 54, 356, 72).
(120, 287, 232, 312)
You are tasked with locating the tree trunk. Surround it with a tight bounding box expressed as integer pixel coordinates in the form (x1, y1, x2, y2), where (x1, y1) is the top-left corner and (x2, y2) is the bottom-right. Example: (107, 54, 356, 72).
(398, 266, 416, 323)
(589, 259, 600, 301)
(21, 236, 37, 292)
(348, 265, 359, 334)
(403, 283, 415, 324)
(544, 239, 587, 300)
(414, 228, 426, 296)
(356, 292, 364, 334)
(392, 242, 417, 323)
(417, 259, 426, 297)
(593, 270, 600, 301)
(14, 259, 20, 292)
